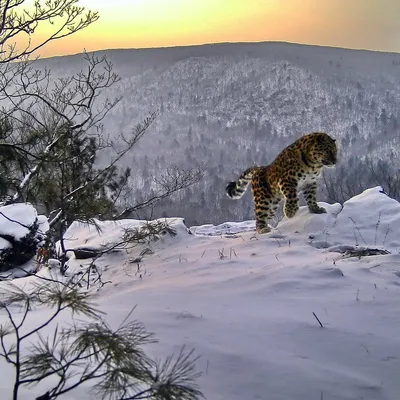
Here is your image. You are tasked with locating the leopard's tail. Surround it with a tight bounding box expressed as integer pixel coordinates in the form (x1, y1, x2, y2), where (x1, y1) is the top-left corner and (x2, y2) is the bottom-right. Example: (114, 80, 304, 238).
(226, 167, 258, 199)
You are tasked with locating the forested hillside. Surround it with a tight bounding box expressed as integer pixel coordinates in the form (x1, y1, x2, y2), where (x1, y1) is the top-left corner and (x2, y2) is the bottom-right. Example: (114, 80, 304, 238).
(37, 42, 400, 225)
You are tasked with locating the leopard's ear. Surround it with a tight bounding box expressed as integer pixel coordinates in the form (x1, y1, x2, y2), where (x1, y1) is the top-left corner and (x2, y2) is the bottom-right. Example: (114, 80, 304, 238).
(316, 134, 324, 144)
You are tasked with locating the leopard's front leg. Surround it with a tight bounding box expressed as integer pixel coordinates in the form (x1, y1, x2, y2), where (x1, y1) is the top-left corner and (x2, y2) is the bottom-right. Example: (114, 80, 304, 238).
(280, 182, 299, 218)
(303, 182, 326, 214)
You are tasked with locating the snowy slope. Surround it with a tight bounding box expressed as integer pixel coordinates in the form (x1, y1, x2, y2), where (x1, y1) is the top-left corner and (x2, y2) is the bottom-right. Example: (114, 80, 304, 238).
(1, 187, 400, 399)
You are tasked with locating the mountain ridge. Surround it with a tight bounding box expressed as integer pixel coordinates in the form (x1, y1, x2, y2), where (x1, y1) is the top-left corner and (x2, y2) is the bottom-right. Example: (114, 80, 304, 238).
(33, 41, 400, 225)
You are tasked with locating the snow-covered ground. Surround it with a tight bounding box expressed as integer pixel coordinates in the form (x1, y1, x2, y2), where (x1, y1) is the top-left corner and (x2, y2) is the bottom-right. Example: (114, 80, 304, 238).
(1, 187, 400, 399)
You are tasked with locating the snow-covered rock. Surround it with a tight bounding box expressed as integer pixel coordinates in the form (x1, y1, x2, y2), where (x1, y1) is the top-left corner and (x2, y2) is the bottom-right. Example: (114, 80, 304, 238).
(0, 203, 49, 276)
(62, 217, 188, 253)
(194, 186, 400, 252)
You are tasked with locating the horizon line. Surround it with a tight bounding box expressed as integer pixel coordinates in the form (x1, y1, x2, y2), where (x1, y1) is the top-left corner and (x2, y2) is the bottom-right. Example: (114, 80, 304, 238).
(38, 39, 400, 60)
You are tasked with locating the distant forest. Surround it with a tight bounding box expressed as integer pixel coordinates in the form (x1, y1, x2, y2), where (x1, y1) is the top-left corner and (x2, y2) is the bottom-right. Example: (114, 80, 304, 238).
(37, 42, 400, 226)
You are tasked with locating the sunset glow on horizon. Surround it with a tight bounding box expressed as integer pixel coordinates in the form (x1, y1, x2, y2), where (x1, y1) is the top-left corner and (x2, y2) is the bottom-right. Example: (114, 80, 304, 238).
(27, 0, 400, 58)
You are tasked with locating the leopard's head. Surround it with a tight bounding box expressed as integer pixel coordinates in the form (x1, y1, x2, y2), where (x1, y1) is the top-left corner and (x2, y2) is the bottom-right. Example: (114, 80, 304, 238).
(309, 132, 337, 167)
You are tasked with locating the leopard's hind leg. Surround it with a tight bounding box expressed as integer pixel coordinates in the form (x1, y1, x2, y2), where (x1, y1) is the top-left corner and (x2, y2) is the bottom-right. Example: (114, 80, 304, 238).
(255, 203, 280, 233)
(252, 177, 280, 234)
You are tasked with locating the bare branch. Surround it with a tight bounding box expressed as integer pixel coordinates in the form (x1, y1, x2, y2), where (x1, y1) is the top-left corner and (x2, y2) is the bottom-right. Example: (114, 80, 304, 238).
(0, 0, 99, 63)
(116, 166, 206, 219)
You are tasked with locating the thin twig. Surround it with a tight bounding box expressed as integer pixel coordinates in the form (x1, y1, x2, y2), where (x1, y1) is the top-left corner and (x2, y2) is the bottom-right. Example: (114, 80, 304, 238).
(312, 312, 324, 328)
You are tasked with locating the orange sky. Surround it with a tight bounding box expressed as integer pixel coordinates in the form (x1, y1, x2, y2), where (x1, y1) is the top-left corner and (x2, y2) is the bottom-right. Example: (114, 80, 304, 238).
(24, 0, 400, 57)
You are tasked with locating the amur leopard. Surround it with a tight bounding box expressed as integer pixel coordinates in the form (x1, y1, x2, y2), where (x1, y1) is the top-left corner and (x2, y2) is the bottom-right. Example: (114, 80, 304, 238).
(226, 132, 337, 234)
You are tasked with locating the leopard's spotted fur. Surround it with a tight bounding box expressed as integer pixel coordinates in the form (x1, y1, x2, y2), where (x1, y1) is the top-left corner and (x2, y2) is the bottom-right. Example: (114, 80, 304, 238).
(226, 132, 337, 233)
